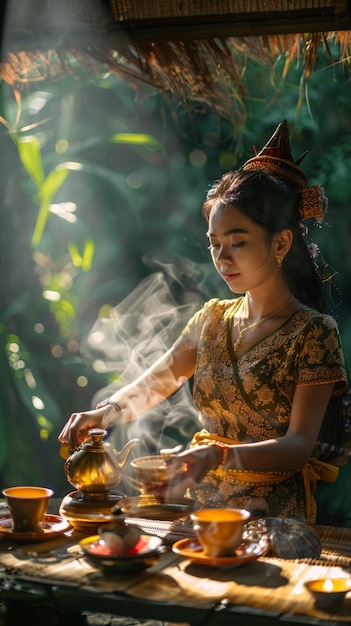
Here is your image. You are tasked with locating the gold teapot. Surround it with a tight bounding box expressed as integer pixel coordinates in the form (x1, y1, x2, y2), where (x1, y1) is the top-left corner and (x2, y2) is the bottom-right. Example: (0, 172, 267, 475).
(63, 428, 143, 499)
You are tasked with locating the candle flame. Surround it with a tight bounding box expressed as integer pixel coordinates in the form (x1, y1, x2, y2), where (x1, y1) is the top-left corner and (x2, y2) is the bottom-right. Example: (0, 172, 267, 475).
(323, 579, 334, 592)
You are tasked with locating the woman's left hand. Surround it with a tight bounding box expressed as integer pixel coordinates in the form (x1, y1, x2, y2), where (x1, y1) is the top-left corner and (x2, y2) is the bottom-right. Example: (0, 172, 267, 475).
(155, 445, 222, 498)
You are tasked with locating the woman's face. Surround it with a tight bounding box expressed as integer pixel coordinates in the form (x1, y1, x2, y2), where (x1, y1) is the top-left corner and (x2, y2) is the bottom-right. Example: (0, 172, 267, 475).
(207, 202, 278, 294)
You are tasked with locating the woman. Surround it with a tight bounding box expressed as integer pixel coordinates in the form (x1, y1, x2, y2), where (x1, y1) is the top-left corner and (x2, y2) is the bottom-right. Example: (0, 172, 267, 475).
(59, 121, 348, 522)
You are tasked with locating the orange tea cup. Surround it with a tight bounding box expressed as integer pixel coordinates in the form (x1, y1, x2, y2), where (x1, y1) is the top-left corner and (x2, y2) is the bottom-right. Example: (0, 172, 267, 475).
(191, 507, 250, 557)
(3, 486, 54, 533)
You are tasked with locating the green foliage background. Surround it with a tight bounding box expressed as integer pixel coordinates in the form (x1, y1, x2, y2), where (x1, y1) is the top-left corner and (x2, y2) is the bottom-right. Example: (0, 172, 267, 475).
(0, 46, 350, 522)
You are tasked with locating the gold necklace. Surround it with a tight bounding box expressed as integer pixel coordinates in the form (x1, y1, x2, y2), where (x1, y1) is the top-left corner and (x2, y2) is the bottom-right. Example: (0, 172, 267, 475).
(233, 294, 293, 352)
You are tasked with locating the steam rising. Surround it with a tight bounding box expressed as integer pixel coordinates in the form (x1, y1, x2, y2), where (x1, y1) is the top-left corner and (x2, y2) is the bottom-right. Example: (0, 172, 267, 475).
(80, 254, 217, 457)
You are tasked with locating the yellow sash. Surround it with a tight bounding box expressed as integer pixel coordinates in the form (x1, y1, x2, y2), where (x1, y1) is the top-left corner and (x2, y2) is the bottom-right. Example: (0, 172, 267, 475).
(190, 429, 339, 523)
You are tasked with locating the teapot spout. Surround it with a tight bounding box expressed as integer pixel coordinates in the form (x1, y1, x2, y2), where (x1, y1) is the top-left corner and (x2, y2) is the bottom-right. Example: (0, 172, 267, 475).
(115, 438, 144, 470)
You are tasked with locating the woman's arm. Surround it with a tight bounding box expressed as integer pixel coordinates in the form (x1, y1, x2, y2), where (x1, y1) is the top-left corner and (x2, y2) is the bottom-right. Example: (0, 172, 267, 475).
(222, 382, 335, 471)
(165, 382, 335, 495)
(58, 337, 197, 449)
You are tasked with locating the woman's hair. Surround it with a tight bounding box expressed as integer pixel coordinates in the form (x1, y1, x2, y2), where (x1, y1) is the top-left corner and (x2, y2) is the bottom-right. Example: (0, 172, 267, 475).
(203, 168, 327, 312)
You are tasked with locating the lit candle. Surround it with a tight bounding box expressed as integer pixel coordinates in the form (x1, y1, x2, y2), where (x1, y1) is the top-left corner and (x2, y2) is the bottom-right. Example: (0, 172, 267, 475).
(305, 577, 351, 610)
(322, 579, 334, 592)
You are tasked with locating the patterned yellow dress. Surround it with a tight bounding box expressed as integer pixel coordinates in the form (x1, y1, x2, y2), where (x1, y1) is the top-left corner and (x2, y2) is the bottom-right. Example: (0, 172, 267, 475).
(181, 297, 348, 521)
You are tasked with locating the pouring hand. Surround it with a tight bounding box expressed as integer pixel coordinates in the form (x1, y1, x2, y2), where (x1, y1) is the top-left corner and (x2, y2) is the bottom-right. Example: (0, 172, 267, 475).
(58, 405, 115, 450)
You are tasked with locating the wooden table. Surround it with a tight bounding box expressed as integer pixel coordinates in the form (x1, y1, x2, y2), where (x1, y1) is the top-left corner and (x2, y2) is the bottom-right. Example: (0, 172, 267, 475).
(0, 500, 351, 626)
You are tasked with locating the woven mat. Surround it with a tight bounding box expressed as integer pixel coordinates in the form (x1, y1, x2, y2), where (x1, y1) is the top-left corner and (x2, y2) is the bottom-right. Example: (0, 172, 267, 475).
(1, 516, 351, 622)
(127, 557, 351, 621)
(126, 517, 351, 567)
(125, 516, 195, 545)
(314, 525, 351, 567)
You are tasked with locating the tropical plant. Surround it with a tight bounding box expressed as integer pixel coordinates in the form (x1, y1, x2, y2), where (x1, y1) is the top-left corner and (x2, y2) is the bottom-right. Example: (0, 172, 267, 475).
(0, 48, 350, 516)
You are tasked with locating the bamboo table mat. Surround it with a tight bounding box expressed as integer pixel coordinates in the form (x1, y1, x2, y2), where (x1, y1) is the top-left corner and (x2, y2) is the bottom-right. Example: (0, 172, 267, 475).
(127, 517, 351, 566)
(1, 515, 351, 623)
(314, 525, 351, 567)
(3, 499, 351, 566)
(125, 515, 195, 545)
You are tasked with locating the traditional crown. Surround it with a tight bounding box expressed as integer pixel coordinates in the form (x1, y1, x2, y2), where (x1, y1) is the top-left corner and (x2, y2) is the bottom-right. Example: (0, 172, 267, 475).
(242, 120, 327, 223)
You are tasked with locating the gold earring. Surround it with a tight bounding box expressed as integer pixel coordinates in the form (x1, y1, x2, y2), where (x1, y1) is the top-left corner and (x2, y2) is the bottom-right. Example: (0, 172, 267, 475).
(276, 254, 283, 267)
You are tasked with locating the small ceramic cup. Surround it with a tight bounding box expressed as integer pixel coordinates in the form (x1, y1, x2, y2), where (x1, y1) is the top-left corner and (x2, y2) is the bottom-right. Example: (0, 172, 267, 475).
(191, 507, 251, 557)
(130, 455, 187, 495)
(3, 486, 54, 533)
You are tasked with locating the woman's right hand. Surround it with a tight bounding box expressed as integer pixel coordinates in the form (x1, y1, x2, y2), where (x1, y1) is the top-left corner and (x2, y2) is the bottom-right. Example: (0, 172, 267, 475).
(58, 405, 117, 451)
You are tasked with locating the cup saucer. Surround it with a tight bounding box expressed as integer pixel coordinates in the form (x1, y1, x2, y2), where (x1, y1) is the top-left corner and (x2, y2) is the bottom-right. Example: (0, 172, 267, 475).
(0, 513, 71, 542)
(172, 537, 267, 568)
(79, 534, 165, 573)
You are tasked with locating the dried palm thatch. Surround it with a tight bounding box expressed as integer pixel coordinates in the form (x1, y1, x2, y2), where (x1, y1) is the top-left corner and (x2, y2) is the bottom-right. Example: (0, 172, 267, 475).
(1, 0, 351, 128)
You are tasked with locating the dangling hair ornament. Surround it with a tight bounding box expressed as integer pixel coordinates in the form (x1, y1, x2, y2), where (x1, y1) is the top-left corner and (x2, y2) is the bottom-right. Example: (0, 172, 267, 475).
(242, 120, 328, 225)
(307, 242, 319, 260)
(299, 222, 309, 237)
(308, 241, 338, 288)
(298, 226, 338, 287)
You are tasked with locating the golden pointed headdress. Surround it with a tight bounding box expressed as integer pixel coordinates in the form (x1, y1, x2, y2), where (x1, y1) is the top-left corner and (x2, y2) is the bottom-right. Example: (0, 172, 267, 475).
(242, 120, 327, 223)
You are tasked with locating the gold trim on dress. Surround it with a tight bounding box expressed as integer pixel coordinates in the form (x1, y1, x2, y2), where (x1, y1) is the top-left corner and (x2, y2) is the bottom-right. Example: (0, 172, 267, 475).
(190, 429, 339, 523)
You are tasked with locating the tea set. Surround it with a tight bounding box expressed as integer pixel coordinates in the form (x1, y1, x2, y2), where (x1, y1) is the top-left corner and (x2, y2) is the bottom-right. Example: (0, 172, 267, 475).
(0, 428, 329, 597)
(59, 428, 193, 530)
(1, 429, 350, 611)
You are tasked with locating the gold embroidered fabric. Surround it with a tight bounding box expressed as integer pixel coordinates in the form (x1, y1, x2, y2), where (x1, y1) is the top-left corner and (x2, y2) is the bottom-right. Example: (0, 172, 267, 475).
(181, 298, 347, 521)
(190, 429, 339, 523)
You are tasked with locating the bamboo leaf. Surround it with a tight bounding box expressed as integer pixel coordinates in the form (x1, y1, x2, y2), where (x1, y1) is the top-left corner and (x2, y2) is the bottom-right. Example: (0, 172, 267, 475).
(17, 136, 45, 189)
(67, 240, 95, 271)
(40, 166, 69, 204)
(68, 243, 83, 267)
(32, 166, 69, 247)
(81, 239, 95, 272)
(31, 199, 50, 248)
(111, 133, 161, 150)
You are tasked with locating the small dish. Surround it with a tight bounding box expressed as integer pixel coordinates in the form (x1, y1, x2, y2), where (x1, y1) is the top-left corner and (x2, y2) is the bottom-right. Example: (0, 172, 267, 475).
(0, 513, 70, 542)
(172, 536, 267, 568)
(79, 533, 165, 573)
(116, 495, 195, 520)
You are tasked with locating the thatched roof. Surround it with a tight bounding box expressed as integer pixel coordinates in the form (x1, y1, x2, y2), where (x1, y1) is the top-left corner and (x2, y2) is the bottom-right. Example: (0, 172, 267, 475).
(1, 0, 351, 126)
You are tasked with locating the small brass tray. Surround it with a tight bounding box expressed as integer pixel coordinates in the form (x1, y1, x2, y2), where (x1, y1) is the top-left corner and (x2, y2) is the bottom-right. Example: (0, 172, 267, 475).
(59, 490, 125, 532)
(116, 495, 195, 520)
